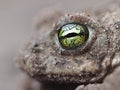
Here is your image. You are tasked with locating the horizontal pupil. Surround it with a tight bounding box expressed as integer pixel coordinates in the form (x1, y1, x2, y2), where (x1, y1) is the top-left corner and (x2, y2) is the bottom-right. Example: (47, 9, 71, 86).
(65, 33, 78, 38)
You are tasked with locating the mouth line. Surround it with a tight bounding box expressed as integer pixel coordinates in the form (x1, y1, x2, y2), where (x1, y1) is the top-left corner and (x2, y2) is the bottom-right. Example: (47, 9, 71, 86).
(31, 69, 105, 84)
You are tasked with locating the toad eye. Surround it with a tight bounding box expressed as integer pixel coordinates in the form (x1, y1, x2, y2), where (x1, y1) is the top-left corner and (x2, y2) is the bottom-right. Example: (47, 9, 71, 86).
(58, 23, 89, 50)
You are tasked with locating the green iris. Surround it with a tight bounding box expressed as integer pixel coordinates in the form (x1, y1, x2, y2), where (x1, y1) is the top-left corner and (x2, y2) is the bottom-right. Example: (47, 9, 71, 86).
(58, 23, 89, 49)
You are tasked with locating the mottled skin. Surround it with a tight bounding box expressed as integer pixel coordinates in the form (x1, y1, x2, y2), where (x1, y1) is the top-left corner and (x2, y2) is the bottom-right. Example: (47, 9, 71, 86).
(17, 3, 120, 90)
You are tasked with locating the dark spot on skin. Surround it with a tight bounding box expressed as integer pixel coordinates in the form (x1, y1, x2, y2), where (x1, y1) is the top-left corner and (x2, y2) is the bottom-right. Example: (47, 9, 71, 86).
(114, 22, 120, 30)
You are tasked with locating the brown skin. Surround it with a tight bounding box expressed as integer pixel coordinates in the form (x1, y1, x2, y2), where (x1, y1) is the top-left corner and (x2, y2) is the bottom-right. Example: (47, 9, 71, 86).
(16, 3, 120, 90)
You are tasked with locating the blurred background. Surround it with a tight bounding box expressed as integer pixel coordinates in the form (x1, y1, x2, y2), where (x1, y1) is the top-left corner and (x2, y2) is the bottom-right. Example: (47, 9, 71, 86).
(0, 0, 115, 90)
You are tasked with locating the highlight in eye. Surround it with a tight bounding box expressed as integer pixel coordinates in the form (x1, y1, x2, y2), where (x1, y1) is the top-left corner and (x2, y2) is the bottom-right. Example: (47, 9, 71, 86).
(58, 23, 89, 49)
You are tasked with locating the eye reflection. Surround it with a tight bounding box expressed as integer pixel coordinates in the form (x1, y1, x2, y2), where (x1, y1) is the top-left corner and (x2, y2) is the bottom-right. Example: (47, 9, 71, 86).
(58, 23, 89, 50)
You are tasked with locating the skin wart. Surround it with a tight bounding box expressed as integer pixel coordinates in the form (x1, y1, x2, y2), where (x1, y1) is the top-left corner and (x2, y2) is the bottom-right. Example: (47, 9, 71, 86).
(16, 3, 120, 90)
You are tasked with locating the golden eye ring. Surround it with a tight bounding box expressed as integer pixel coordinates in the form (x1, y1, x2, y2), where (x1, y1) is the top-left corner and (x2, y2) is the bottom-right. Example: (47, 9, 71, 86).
(58, 23, 89, 50)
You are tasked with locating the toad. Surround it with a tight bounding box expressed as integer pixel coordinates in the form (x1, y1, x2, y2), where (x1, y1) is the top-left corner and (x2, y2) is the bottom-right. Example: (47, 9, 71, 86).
(16, 3, 120, 90)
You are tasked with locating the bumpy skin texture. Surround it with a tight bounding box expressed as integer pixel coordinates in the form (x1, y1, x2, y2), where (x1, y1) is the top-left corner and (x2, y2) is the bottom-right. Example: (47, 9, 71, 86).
(17, 3, 120, 90)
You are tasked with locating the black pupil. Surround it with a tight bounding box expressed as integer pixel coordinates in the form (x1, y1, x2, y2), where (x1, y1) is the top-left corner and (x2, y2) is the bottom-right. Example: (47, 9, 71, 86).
(65, 33, 78, 38)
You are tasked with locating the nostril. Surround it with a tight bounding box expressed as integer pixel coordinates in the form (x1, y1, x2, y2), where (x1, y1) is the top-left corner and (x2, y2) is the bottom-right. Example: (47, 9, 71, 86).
(34, 44, 39, 47)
